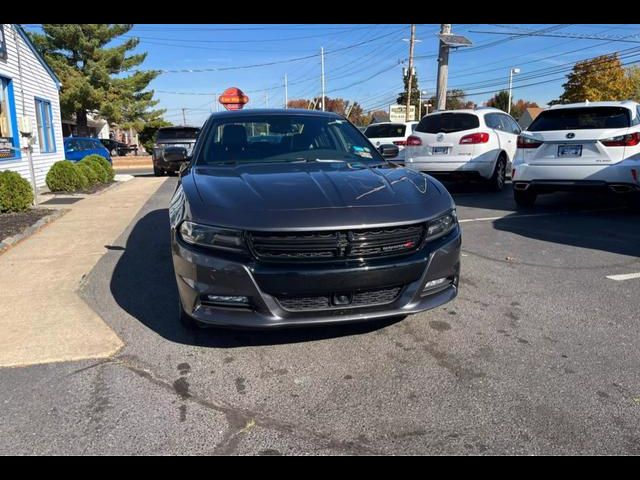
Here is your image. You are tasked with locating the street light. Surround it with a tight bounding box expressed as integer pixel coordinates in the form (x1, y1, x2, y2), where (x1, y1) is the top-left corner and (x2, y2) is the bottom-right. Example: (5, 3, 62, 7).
(507, 67, 520, 115)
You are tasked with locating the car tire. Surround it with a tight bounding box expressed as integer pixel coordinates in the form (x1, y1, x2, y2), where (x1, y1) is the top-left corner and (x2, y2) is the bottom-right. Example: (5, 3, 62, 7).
(153, 165, 164, 177)
(514, 188, 537, 208)
(488, 155, 507, 192)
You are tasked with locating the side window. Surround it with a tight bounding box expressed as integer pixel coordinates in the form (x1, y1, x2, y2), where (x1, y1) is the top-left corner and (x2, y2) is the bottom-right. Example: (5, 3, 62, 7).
(485, 113, 501, 130)
(66, 139, 79, 151)
(35, 98, 56, 153)
(78, 139, 94, 151)
(504, 115, 521, 134)
(411, 123, 417, 132)
(634, 106, 640, 126)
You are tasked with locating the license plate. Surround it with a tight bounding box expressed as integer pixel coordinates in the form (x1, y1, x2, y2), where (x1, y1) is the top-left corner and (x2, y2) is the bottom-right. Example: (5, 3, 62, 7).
(432, 146, 449, 155)
(557, 145, 582, 157)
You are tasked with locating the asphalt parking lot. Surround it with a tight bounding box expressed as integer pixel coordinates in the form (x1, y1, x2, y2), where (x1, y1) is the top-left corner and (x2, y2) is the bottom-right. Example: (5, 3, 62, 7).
(1, 173, 639, 455)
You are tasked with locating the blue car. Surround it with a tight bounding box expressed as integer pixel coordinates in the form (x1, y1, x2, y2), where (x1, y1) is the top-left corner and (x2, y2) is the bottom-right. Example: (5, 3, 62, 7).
(63, 137, 112, 164)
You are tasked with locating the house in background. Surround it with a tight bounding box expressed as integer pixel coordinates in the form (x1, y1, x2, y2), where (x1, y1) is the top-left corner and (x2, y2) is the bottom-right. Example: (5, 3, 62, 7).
(0, 24, 63, 187)
(62, 112, 110, 139)
(518, 107, 543, 130)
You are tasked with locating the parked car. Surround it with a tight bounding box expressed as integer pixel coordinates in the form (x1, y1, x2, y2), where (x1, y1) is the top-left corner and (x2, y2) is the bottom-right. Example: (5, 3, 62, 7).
(152, 126, 200, 176)
(169, 109, 461, 329)
(100, 138, 137, 157)
(403, 107, 521, 191)
(63, 137, 112, 163)
(512, 101, 640, 208)
(363, 121, 419, 164)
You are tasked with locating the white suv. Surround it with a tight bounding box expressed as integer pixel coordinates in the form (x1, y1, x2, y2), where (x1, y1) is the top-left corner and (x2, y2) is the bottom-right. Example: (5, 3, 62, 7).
(512, 101, 640, 207)
(363, 121, 419, 163)
(404, 108, 520, 191)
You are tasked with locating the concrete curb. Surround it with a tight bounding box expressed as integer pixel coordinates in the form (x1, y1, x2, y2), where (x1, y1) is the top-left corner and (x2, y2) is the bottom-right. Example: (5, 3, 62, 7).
(0, 209, 69, 255)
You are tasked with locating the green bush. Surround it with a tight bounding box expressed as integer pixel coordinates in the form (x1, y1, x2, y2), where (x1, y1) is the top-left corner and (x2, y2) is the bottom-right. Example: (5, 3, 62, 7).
(45, 160, 85, 192)
(82, 154, 114, 182)
(78, 158, 104, 184)
(79, 157, 108, 183)
(0, 171, 34, 212)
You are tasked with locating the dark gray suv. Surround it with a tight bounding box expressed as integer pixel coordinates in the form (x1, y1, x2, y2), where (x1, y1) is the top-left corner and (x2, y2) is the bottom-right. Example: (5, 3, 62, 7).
(168, 109, 461, 329)
(153, 126, 200, 176)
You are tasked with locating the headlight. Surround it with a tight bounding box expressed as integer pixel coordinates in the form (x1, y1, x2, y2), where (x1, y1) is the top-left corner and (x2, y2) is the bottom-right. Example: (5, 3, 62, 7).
(425, 210, 457, 241)
(179, 221, 245, 252)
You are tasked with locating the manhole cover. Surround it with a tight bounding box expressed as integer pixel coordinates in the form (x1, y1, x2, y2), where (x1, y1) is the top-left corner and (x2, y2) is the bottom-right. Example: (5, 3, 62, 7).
(41, 197, 82, 205)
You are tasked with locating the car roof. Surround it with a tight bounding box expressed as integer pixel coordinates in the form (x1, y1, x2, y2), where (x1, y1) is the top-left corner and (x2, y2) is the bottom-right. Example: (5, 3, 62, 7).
(158, 125, 201, 131)
(206, 108, 343, 120)
(428, 108, 500, 116)
(367, 121, 418, 125)
(548, 100, 638, 110)
(64, 137, 102, 141)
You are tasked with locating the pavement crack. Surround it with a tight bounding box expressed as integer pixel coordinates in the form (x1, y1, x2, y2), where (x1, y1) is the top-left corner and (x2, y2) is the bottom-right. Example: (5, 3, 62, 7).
(109, 354, 379, 455)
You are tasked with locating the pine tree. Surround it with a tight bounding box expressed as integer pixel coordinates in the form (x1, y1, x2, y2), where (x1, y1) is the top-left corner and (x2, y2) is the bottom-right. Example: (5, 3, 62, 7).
(397, 70, 420, 117)
(29, 24, 163, 135)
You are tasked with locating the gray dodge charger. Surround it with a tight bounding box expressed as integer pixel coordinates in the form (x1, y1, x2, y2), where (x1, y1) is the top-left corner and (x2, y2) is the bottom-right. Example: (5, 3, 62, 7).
(168, 109, 461, 329)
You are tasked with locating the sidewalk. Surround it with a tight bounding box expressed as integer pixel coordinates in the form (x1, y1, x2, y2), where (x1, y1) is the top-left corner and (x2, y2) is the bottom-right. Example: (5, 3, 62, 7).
(0, 177, 167, 367)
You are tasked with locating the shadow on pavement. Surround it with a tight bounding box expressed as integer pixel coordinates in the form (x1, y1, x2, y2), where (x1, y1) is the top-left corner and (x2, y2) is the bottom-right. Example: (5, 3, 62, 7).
(110, 209, 402, 348)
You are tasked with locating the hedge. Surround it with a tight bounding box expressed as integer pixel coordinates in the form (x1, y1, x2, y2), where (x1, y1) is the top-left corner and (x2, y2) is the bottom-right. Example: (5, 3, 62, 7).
(82, 154, 114, 182)
(77, 159, 103, 185)
(0, 171, 34, 213)
(45, 160, 86, 192)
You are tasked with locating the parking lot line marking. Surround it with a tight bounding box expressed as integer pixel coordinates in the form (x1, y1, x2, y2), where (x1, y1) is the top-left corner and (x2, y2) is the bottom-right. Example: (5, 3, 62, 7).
(458, 207, 625, 224)
(606, 272, 640, 281)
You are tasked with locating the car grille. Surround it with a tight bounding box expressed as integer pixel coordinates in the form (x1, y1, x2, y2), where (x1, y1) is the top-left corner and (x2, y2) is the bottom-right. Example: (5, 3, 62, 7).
(276, 286, 403, 312)
(247, 223, 425, 262)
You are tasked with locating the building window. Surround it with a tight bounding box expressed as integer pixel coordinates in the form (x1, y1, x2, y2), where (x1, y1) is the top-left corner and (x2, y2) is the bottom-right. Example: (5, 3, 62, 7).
(0, 25, 7, 60)
(0, 76, 19, 160)
(35, 98, 55, 153)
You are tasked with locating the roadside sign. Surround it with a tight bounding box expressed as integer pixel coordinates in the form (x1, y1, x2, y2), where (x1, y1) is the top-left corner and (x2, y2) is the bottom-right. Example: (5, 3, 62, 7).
(218, 87, 249, 111)
(389, 104, 416, 122)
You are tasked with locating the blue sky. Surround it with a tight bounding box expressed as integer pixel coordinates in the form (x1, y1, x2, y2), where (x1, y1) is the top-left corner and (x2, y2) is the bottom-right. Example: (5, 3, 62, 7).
(24, 24, 640, 126)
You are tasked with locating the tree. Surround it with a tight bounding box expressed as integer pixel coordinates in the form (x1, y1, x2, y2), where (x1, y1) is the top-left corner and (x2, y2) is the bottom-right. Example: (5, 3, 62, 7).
(627, 65, 640, 102)
(138, 116, 172, 154)
(555, 53, 632, 104)
(486, 91, 511, 112)
(287, 99, 310, 109)
(29, 24, 163, 135)
(426, 89, 474, 110)
(511, 99, 539, 121)
(397, 70, 420, 118)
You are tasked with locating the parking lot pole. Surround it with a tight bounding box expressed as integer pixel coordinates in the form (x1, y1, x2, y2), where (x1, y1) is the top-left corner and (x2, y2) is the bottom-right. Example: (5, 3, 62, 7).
(321, 47, 326, 111)
(436, 24, 451, 111)
(405, 24, 416, 122)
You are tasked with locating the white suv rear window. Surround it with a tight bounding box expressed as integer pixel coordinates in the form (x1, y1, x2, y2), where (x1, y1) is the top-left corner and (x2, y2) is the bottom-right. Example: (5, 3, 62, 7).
(529, 107, 630, 131)
(364, 124, 406, 138)
(415, 113, 479, 134)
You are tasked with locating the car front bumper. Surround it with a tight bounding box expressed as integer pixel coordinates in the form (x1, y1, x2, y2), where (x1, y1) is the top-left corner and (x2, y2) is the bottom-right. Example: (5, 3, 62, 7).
(171, 227, 461, 328)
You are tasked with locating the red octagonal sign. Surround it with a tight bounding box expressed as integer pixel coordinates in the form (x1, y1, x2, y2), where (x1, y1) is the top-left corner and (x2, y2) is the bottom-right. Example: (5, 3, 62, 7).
(218, 87, 249, 111)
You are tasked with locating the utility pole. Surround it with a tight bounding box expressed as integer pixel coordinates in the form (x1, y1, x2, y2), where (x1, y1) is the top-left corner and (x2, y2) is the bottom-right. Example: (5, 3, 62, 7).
(284, 74, 288, 109)
(405, 24, 416, 122)
(182, 108, 187, 126)
(321, 46, 326, 111)
(436, 24, 452, 111)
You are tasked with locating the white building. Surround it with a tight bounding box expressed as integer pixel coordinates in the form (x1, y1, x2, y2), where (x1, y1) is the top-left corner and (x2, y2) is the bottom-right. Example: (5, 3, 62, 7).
(0, 24, 64, 187)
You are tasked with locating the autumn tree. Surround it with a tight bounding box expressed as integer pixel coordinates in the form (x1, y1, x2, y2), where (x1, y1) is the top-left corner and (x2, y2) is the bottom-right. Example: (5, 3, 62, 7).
(555, 53, 632, 104)
(511, 99, 540, 121)
(287, 99, 311, 109)
(29, 24, 163, 135)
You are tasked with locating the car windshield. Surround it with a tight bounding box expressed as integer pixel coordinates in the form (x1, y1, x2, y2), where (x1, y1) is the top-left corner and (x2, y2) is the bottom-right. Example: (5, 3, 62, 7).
(195, 114, 384, 165)
(157, 128, 200, 140)
(415, 113, 479, 134)
(364, 123, 406, 138)
(528, 107, 631, 131)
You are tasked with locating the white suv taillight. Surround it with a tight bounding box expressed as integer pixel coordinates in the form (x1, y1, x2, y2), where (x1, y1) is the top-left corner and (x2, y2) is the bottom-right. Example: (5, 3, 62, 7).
(517, 135, 543, 149)
(460, 132, 489, 144)
(601, 132, 640, 147)
(406, 135, 422, 146)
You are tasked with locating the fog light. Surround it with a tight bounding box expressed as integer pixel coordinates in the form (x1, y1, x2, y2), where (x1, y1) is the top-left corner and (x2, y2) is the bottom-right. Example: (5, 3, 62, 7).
(423, 277, 448, 291)
(204, 295, 249, 306)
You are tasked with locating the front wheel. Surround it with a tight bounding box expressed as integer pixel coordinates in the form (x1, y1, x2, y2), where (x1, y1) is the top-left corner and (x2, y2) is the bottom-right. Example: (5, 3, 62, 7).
(514, 189, 537, 208)
(153, 164, 164, 177)
(488, 156, 507, 192)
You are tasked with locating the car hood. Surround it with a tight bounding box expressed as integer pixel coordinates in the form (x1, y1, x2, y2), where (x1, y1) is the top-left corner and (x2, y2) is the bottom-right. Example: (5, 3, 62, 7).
(185, 163, 453, 230)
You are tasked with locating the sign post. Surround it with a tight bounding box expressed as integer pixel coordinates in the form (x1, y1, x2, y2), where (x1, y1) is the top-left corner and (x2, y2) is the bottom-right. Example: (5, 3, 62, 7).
(389, 104, 416, 122)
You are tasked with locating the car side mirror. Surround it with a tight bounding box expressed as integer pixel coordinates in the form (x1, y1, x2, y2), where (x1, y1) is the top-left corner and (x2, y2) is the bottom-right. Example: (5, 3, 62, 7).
(378, 144, 399, 159)
(164, 146, 189, 163)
